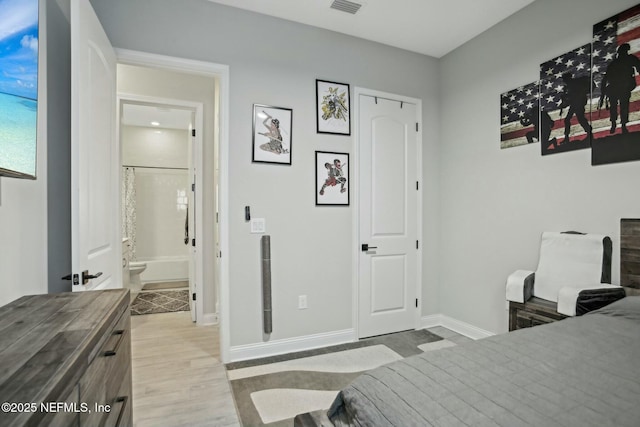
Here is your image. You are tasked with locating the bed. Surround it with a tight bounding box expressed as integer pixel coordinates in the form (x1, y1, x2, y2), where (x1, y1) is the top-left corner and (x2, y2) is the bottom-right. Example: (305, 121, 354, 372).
(294, 296, 640, 427)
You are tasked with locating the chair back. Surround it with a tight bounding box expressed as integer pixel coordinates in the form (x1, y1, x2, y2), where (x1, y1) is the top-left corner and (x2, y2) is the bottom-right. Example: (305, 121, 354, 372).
(534, 232, 612, 302)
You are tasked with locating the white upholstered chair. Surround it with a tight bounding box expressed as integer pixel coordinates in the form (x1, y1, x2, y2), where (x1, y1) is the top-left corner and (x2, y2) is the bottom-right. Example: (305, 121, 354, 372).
(506, 231, 625, 318)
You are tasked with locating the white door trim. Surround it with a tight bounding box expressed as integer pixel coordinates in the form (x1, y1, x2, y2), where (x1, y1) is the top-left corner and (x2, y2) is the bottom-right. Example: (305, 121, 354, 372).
(352, 87, 423, 338)
(116, 93, 204, 323)
(115, 49, 231, 362)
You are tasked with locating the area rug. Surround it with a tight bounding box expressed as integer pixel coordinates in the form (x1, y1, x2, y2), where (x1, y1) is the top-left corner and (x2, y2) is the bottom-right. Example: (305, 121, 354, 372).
(226, 329, 456, 427)
(130, 289, 190, 315)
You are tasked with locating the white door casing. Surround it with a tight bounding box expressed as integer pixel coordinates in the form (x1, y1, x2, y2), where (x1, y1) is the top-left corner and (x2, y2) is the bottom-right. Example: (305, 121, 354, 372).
(188, 120, 197, 322)
(115, 49, 226, 334)
(357, 91, 421, 338)
(71, 0, 119, 291)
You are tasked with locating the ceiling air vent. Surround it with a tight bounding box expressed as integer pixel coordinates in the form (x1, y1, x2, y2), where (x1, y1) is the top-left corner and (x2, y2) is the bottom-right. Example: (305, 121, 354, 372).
(330, 0, 362, 14)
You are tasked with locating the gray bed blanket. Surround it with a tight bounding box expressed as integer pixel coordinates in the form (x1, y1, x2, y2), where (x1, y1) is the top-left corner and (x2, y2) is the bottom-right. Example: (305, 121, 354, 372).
(327, 297, 640, 427)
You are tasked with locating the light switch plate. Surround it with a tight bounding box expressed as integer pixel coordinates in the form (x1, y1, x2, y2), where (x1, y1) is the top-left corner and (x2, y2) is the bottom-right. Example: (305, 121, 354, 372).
(250, 218, 266, 234)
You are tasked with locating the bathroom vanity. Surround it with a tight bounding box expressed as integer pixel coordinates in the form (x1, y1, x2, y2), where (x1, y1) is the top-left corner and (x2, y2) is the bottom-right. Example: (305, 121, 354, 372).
(0, 289, 132, 427)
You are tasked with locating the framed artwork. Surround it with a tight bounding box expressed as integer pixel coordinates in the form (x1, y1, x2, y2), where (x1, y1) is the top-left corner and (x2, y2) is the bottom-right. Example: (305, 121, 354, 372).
(315, 151, 349, 206)
(252, 104, 292, 165)
(500, 81, 541, 149)
(591, 3, 640, 165)
(539, 44, 593, 155)
(316, 80, 351, 135)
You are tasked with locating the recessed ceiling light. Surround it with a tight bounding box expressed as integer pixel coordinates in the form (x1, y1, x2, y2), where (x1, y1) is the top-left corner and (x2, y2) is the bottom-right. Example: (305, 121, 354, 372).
(151, 121, 160, 126)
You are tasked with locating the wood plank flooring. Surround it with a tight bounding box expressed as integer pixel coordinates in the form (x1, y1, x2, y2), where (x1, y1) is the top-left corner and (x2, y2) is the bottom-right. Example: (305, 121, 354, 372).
(130, 312, 471, 427)
(131, 311, 240, 427)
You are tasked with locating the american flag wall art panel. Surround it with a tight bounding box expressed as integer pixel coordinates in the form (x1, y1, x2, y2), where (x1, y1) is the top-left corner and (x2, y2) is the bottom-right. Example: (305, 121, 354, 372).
(500, 82, 540, 149)
(539, 44, 593, 156)
(591, 3, 640, 165)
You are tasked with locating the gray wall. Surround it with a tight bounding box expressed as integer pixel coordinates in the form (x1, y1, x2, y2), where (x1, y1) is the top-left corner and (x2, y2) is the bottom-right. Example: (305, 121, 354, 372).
(91, 0, 441, 346)
(439, 0, 640, 334)
(4, 0, 636, 345)
(0, 0, 71, 306)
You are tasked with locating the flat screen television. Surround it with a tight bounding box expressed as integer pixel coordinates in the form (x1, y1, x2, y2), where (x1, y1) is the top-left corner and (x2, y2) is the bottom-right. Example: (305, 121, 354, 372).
(0, 0, 39, 179)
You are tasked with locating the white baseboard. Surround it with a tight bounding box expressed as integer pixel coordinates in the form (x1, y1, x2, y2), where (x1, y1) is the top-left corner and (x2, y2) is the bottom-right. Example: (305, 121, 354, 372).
(227, 315, 492, 363)
(229, 329, 355, 362)
(420, 314, 442, 329)
(199, 312, 219, 325)
(421, 314, 494, 340)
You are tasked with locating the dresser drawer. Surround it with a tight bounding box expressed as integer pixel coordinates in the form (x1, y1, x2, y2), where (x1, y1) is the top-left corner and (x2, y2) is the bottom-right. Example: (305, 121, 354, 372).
(104, 367, 132, 427)
(80, 306, 131, 426)
(37, 384, 80, 427)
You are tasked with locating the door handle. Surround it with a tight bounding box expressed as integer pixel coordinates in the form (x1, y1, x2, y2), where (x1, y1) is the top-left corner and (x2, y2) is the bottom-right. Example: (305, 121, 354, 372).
(361, 244, 378, 252)
(82, 270, 103, 284)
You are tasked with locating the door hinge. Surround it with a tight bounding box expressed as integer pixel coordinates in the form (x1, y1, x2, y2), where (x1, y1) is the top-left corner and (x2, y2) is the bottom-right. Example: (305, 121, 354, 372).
(416, 240, 419, 249)
(416, 181, 419, 190)
(192, 238, 196, 247)
(192, 129, 196, 137)
(416, 123, 419, 132)
(416, 298, 419, 308)
(192, 183, 195, 192)
(192, 292, 196, 301)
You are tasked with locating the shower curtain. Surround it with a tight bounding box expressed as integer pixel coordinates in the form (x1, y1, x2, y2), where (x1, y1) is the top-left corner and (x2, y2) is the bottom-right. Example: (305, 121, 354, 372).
(122, 167, 137, 260)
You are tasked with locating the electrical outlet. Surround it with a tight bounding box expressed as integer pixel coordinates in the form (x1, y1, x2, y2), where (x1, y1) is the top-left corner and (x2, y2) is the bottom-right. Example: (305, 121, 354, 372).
(298, 295, 308, 309)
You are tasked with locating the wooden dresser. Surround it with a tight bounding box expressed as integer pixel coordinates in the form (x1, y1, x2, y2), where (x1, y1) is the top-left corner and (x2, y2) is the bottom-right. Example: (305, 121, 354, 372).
(0, 289, 132, 427)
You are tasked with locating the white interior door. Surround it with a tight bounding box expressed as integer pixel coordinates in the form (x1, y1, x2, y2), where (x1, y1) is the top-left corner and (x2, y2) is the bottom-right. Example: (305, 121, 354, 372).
(71, 0, 118, 291)
(358, 94, 419, 338)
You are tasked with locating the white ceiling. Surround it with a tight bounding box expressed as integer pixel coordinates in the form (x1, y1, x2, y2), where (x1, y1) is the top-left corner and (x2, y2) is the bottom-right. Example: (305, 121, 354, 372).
(206, 0, 536, 58)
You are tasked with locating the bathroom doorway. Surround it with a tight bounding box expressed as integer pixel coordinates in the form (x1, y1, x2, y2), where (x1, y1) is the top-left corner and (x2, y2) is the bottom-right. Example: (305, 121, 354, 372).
(119, 95, 204, 322)
(113, 52, 227, 359)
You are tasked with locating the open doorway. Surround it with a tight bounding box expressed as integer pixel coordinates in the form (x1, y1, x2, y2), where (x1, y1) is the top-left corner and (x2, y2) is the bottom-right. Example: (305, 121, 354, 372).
(115, 50, 230, 362)
(119, 98, 202, 322)
(116, 62, 217, 328)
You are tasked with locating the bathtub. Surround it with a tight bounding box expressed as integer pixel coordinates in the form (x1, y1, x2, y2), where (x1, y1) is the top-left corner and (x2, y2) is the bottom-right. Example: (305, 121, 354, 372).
(139, 257, 189, 283)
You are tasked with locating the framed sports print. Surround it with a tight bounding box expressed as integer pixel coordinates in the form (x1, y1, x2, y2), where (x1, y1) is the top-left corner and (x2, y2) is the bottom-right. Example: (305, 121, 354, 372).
(316, 80, 350, 135)
(252, 104, 292, 165)
(315, 151, 349, 206)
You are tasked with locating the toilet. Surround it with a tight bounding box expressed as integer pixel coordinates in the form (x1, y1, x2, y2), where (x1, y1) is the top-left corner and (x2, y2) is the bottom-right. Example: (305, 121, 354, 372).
(129, 261, 147, 292)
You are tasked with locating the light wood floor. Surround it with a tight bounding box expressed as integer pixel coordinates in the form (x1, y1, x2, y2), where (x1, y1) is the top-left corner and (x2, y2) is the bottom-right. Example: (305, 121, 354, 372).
(131, 311, 240, 427)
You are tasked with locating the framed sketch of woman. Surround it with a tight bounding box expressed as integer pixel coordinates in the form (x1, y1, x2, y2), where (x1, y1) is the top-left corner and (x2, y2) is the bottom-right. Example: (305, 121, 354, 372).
(252, 104, 293, 165)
